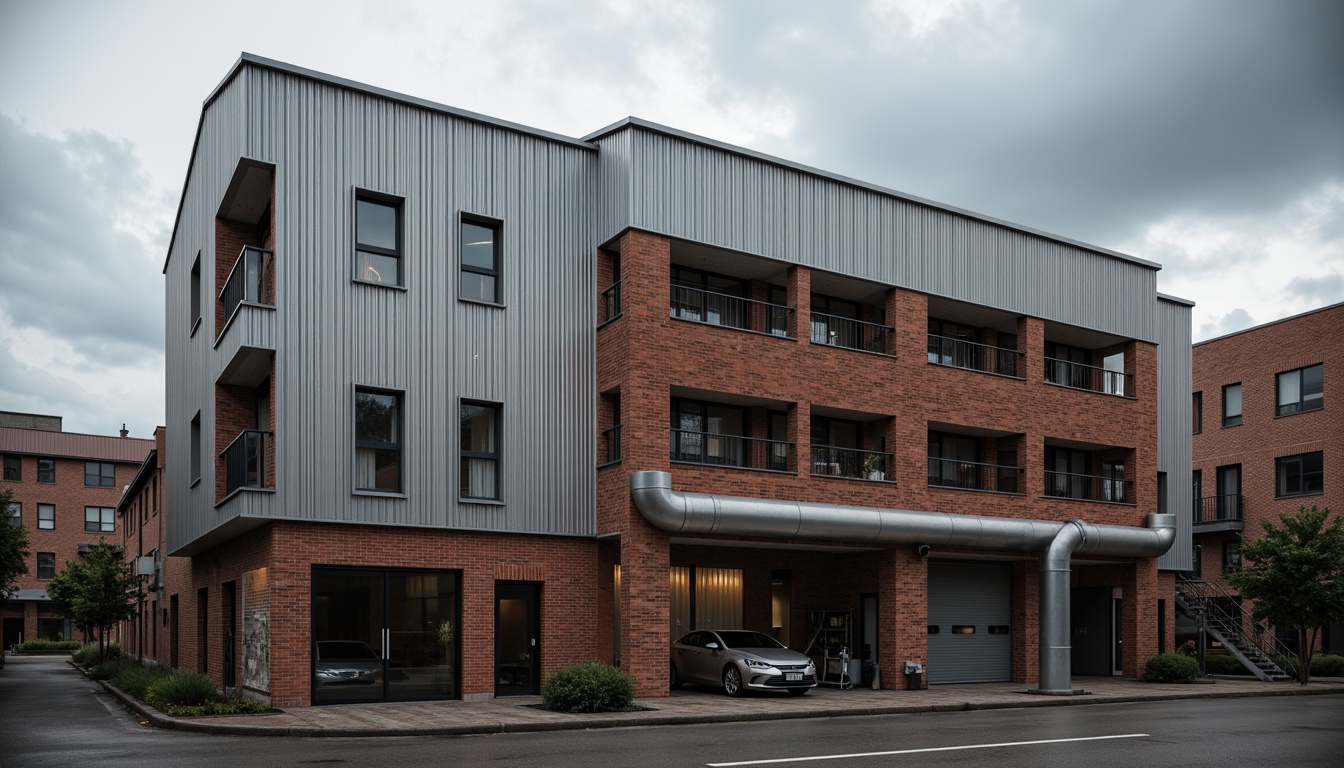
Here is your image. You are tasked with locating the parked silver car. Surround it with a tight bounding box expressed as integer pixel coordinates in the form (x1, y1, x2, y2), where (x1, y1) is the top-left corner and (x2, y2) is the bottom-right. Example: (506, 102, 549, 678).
(314, 640, 382, 687)
(671, 630, 817, 696)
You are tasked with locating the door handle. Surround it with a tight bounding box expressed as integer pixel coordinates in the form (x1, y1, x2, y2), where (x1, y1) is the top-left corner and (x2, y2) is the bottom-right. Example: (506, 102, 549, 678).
(531, 638, 536, 647)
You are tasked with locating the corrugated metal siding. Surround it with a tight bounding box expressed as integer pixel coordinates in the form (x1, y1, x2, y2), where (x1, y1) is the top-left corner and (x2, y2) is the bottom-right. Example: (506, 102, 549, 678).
(1156, 298, 1194, 572)
(596, 128, 1158, 342)
(167, 65, 597, 553)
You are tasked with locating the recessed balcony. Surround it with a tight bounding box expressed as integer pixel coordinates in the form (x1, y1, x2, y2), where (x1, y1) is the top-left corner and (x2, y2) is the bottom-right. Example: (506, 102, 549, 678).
(670, 284, 793, 337)
(811, 445, 892, 481)
(928, 457, 1024, 494)
(1044, 357, 1134, 398)
(1193, 494, 1243, 532)
(927, 334, 1024, 378)
(221, 429, 274, 497)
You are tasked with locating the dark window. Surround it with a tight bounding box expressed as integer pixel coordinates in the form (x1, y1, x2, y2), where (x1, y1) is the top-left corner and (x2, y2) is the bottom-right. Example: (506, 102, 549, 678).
(928, 318, 979, 367)
(1044, 341, 1091, 389)
(355, 388, 401, 492)
(1215, 465, 1241, 520)
(85, 506, 114, 533)
(811, 293, 860, 345)
(1045, 446, 1088, 499)
(190, 252, 202, 330)
(37, 458, 54, 483)
(85, 462, 115, 487)
(38, 503, 54, 530)
(670, 266, 748, 328)
(460, 401, 500, 500)
(5, 502, 19, 528)
(1192, 392, 1202, 434)
(355, 195, 401, 286)
(3, 455, 19, 481)
(1276, 452, 1324, 497)
(1190, 544, 1203, 577)
(1192, 469, 1202, 507)
(1223, 541, 1241, 575)
(190, 412, 201, 484)
(460, 217, 501, 304)
(1222, 383, 1242, 427)
(1102, 460, 1127, 503)
(37, 552, 56, 580)
(1276, 364, 1323, 416)
(929, 431, 980, 489)
(671, 398, 748, 466)
(768, 410, 790, 472)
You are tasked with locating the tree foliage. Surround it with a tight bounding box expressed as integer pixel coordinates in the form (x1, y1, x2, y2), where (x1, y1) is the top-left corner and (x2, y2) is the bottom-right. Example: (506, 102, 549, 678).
(47, 541, 143, 663)
(0, 487, 31, 600)
(1226, 505, 1344, 684)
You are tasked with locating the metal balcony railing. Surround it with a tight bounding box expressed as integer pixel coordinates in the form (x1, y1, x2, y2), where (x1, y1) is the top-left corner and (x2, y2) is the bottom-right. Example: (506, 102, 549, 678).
(219, 246, 274, 324)
(1044, 357, 1134, 397)
(927, 334, 1024, 378)
(670, 285, 794, 337)
(1194, 494, 1243, 524)
(1044, 470, 1133, 503)
(928, 457, 1025, 493)
(601, 424, 622, 465)
(811, 313, 892, 354)
(221, 429, 272, 496)
(810, 446, 893, 480)
(600, 281, 622, 324)
(670, 429, 794, 471)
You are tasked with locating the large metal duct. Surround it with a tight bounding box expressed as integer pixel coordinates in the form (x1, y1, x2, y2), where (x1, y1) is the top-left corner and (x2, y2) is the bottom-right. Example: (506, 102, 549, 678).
(629, 471, 1175, 693)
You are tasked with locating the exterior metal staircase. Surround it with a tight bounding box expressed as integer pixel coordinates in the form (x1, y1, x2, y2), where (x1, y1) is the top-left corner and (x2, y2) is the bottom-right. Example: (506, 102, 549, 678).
(1175, 575, 1294, 681)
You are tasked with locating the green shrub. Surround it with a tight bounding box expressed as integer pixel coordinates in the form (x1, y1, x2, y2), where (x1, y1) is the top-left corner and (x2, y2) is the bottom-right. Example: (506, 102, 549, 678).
(157, 698, 272, 717)
(145, 672, 222, 709)
(90, 656, 141, 681)
(111, 661, 175, 699)
(73, 642, 120, 667)
(1142, 653, 1202, 683)
(18, 639, 83, 652)
(1202, 654, 1252, 675)
(1310, 653, 1344, 677)
(541, 661, 636, 713)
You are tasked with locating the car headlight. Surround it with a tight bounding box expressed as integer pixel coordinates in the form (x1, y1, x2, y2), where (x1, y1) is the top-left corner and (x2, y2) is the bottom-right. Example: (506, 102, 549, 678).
(743, 658, 772, 669)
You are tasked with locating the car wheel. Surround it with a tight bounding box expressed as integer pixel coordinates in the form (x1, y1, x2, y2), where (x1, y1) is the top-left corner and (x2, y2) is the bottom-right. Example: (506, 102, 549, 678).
(670, 662, 683, 690)
(722, 665, 743, 697)
(787, 687, 808, 697)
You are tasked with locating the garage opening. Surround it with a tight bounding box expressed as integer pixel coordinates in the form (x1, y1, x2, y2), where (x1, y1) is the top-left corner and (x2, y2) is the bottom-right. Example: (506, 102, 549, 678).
(927, 560, 1011, 683)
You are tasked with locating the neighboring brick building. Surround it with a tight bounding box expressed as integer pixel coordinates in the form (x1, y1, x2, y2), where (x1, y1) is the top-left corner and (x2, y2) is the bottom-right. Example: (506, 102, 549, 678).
(1190, 302, 1343, 653)
(1, 414, 153, 648)
(163, 54, 1192, 707)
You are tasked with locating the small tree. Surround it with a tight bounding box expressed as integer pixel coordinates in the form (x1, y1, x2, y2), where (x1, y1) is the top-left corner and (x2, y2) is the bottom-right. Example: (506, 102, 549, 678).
(0, 487, 31, 599)
(47, 541, 142, 662)
(1226, 505, 1344, 684)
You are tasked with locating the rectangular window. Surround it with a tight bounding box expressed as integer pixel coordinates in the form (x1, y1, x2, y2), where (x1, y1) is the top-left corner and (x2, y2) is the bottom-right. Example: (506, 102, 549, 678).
(1277, 364, 1324, 416)
(190, 411, 201, 484)
(355, 194, 402, 286)
(85, 461, 115, 487)
(6, 502, 19, 528)
(37, 458, 55, 483)
(190, 252, 202, 330)
(1276, 451, 1324, 497)
(38, 503, 54, 530)
(460, 217, 501, 304)
(460, 401, 500, 500)
(1192, 392, 1202, 434)
(671, 398, 748, 466)
(1222, 383, 1242, 427)
(37, 552, 56, 580)
(1215, 465, 1241, 520)
(1223, 541, 1241, 575)
(85, 506, 114, 533)
(355, 388, 401, 492)
(3, 455, 19, 481)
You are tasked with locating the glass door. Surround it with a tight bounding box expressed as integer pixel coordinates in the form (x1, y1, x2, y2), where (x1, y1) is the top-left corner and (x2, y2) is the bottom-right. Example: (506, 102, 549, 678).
(313, 568, 385, 704)
(388, 572, 459, 700)
(495, 582, 540, 696)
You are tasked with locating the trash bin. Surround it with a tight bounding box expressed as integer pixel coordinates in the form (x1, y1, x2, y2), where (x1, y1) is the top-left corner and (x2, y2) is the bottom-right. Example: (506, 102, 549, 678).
(903, 661, 923, 690)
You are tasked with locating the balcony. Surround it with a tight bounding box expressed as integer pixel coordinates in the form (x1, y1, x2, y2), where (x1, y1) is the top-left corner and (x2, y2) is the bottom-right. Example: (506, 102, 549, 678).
(600, 280, 622, 325)
(811, 445, 893, 481)
(1044, 470, 1134, 503)
(928, 457, 1024, 494)
(671, 285, 793, 338)
(670, 429, 794, 472)
(220, 246, 274, 324)
(1193, 494, 1243, 532)
(927, 334, 1024, 378)
(221, 429, 273, 497)
(1044, 357, 1134, 397)
(812, 314, 892, 355)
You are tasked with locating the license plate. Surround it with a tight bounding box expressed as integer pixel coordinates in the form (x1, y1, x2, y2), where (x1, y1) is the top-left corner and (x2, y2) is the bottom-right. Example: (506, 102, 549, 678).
(785, 673, 802, 681)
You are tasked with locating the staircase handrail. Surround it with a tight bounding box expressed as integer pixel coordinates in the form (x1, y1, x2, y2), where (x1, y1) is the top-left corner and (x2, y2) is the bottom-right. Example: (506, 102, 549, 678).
(1176, 575, 1299, 676)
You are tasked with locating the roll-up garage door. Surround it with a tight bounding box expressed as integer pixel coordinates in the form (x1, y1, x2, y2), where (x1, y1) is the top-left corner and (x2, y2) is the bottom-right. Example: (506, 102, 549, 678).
(927, 560, 1011, 683)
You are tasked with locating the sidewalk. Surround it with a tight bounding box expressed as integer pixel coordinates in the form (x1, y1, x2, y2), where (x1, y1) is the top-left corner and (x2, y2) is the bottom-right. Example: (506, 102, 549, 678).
(86, 662, 1344, 737)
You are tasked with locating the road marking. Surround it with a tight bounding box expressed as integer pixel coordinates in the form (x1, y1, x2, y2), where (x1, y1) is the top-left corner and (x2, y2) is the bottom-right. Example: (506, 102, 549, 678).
(707, 733, 1151, 766)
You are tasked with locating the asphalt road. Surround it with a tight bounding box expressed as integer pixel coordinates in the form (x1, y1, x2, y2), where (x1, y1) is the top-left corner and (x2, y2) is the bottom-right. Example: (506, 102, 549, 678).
(2, 656, 1341, 768)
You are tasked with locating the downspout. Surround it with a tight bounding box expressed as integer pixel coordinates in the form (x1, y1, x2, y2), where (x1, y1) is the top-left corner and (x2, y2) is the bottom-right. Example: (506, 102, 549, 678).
(629, 471, 1175, 691)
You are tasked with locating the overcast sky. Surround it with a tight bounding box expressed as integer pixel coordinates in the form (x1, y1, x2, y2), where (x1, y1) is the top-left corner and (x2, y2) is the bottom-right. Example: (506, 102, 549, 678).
(1, 0, 1341, 438)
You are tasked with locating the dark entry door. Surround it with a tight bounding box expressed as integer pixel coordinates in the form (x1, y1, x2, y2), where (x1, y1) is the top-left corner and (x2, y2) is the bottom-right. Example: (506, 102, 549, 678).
(1071, 587, 1112, 675)
(3, 617, 22, 650)
(495, 582, 540, 696)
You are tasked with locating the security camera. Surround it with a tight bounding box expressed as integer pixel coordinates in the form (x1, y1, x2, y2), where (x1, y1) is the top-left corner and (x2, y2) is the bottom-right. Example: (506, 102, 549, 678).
(916, 544, 931, 557)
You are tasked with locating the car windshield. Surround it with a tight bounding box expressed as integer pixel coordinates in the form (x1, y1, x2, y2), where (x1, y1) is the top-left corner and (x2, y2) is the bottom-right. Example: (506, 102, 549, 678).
(715, 631, 785, 650)
(317, 641, 378, 660)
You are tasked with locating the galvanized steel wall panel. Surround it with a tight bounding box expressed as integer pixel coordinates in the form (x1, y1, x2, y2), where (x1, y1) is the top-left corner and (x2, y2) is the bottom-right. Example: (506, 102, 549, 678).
(596, 128, 1158, 342)
(1155, 297, 1194, 572)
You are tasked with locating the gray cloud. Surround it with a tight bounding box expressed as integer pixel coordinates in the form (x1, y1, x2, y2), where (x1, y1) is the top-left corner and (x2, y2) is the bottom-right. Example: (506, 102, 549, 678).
(1284, 273, 1343, 307)
(1198, 308, 1257, 340)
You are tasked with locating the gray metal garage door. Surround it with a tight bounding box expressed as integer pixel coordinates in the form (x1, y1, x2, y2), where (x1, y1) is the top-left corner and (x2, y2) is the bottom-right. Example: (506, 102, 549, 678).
(928, 560, 1011, 684)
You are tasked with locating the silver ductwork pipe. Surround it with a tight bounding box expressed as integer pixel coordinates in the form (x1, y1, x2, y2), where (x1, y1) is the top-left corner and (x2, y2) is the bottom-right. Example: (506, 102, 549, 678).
(629, 471, 1175, 693)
